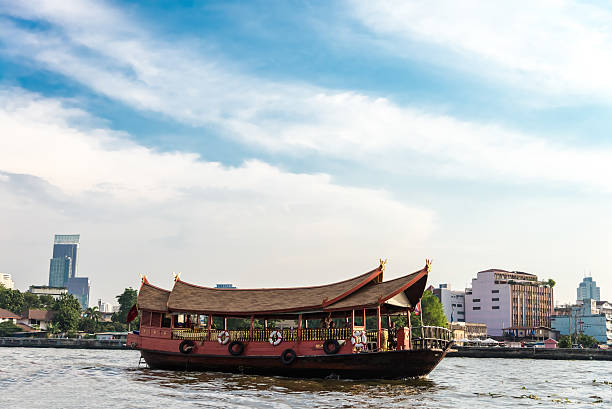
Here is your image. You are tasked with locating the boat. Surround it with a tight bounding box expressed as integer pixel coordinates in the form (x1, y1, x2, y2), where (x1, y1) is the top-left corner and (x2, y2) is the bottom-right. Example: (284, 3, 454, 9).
(126, 259, 453, 379)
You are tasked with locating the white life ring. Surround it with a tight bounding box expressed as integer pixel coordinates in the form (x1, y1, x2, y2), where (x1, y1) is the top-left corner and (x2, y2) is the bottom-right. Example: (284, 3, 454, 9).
(217, 330, 230, 345)
(351, 330, 368, 349)
(268, 330, 282, 346)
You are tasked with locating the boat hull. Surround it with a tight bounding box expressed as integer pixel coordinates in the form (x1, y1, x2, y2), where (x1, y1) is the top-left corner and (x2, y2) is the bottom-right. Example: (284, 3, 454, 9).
(140, 346, 450, 379)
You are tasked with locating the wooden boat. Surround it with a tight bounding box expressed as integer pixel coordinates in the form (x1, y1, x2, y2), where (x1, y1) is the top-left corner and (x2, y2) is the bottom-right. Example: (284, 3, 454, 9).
(127, 260, 453, 379)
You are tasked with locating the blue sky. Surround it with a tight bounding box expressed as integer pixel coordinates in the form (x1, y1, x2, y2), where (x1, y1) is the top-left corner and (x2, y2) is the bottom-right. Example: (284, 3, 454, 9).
(1, 0, 611, 305)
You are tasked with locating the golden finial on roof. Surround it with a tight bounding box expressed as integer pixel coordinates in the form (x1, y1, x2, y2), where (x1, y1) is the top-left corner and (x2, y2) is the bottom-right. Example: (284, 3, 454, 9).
(425, 259, 433, 272)
(173, 272, 181, 282)
(379, 258, 387, 272)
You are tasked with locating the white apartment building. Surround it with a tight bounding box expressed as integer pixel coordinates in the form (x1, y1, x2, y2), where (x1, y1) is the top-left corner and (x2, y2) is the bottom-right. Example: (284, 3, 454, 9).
(0, 273, 14, 290)
(432, 284, 466, 322)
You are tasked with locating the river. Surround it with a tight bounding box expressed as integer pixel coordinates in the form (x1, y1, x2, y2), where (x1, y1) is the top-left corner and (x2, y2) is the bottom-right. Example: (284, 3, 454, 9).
(1, 348, 610, 408)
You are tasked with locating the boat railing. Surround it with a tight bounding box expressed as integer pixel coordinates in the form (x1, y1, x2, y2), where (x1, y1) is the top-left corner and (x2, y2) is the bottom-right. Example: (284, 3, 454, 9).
(410, 325, 453, 350)
(301, 328, 351, 341)
(171, 327, 353, 342)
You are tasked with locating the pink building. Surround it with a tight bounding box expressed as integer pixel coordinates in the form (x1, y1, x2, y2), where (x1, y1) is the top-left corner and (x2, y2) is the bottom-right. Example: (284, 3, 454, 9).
(465, 269, 553, 337)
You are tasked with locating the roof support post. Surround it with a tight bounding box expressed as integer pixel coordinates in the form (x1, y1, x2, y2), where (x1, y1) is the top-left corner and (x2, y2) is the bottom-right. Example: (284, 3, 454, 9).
(207, 314, 212, 342)
(297, 314, 302, 342)
(407, 308, 412, 350)
(376, 305, 381, 351)
(224, 317, 227, 331)
(351, 310, 355, 332)
(249, 316, 254, 342)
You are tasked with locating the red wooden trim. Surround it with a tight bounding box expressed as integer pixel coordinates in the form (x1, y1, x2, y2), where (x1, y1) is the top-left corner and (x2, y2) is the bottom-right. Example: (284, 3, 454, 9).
(249, 316, 254, 341)
(298, 314, 302, 341)
(321, 268, 383, 307)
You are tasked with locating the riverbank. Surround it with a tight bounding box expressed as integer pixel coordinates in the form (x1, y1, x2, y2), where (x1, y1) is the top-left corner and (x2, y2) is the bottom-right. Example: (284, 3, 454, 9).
(447, 346, 612, 360)
(0, 337, 128, 349)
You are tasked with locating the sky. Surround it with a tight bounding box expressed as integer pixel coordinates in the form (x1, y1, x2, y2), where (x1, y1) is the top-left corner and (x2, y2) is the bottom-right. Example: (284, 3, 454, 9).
(0, 0, 611, 306)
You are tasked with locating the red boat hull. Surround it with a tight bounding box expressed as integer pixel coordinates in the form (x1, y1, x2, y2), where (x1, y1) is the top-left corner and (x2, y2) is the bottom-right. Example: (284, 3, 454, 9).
(140, 346, 450, 379)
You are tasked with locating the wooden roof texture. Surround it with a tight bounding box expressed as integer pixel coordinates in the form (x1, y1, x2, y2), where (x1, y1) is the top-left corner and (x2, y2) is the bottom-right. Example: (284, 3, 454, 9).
(137, 262, 430, 315)
(137, 281, 171, 312)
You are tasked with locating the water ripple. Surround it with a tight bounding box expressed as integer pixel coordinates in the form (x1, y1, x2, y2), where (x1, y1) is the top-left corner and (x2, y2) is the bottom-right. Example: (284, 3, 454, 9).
(1, 349, 611, 408)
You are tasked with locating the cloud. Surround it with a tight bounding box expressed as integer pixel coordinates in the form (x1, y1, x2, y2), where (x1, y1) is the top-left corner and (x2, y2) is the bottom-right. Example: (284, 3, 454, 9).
(2, 0, 612, 193)
(347, 0, 612, 101)
(0, 88, 435, 299)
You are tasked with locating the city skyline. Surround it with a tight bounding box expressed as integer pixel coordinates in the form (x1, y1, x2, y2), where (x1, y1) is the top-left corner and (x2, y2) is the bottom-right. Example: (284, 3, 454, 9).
(1, 1, 612, 304)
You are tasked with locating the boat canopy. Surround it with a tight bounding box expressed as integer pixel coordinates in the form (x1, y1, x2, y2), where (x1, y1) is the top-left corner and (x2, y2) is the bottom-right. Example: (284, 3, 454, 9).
(137, 262, 429, 315)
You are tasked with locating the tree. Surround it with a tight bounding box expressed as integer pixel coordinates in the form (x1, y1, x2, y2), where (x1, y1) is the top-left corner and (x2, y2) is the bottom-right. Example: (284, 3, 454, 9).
(52, 294, 82, 333)
(558, 335, 571, 348)
(115, 288, 137, 323)
(23, 292, 42, 310)
(546, 279, 556, 288)
(39, 295, 55, 309)
(80, 306, 102, 333)
(419, 290, 448, 328)
(0, 286, 25, 314)
(0, 321, 22, 337)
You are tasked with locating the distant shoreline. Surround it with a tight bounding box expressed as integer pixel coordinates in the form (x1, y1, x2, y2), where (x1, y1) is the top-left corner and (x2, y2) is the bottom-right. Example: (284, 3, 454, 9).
(447, 346, 612, 361)
(0, 337, 129, 350)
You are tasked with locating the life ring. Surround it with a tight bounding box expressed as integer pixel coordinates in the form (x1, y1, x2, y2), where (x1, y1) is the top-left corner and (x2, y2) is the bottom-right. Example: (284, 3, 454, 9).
(179, 339, 195, 354)
(217, 330, 230, 345)
(350, 330, 368, 349)
(323, 339, 340, 355)
(228, 340, 244, 356)
(280, 348, 297, 365)
(268, 330, 282, 346)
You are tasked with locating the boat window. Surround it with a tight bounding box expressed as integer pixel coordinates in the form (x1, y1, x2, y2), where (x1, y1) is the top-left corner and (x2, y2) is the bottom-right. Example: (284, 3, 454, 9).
(353, 314, 364, 327)
(141, 311, 152, 327)
(227, 317, 253, 330)
(151, 312, 162, 327)
(161, 314, 171, 328)
(211, 316, 224, 330)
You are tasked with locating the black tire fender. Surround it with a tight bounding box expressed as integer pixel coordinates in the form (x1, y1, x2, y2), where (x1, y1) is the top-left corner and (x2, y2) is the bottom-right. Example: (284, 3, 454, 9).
(323, 339, 340, 355)
(179, 340, 195, 354)
(228, 340, 245, 356)
(280, 348, 297, 365)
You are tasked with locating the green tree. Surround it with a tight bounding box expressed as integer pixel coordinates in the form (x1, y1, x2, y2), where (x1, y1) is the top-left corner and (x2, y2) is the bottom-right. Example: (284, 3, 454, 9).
(558, 335, 571, 348)
(0, 321, 22, 337)
(114, 288, 137, 322)
(546, 279, 556, 288)
(23, 292, 42, 310)
(79, 306, 102, 333)
(575, 333, 599, 348)
(419, 290, 448, 328)
(0, 286, 25, 314)
(39, 295, 55, 309)
(52, 294, 82, 332)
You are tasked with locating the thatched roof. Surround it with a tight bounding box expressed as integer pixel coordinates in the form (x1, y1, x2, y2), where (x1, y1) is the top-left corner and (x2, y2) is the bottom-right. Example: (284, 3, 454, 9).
(138, 263, 429, 315)
(137, 281, 171, 312)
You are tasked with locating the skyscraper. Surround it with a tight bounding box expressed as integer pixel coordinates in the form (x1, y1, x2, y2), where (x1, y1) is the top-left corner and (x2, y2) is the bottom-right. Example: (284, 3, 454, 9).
(67, 277, 90, 310)
(577, 276, 600, 302)
(51, 234, 80, 278)
(48, 256, 71, 287)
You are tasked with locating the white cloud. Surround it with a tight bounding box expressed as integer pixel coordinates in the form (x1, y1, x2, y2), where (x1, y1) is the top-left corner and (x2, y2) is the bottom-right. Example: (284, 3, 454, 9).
(348, 0, 612, 100)
(2, 0, 612, 193)
(0, 88, 435, 299)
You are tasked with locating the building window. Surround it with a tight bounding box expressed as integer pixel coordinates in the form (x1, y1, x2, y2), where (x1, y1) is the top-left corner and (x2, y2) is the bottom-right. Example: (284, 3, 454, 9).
(457, 304, 462, 307)
(473, 299, 480, 302)
(492, 306, 500, 310)
(473, 307, 481, 310)
(492, 290, 499, 293)
(492, 298, 499, 302)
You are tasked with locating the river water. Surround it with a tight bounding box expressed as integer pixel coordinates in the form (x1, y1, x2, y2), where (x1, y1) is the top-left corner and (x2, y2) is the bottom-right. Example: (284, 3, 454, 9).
(1, 348, 610, 408)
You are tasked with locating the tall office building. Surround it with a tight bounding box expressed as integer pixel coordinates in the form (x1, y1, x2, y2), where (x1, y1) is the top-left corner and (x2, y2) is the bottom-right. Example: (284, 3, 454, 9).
(67, 277, 90, 310)
(51, 234, 80, 278)
(577, 277, 600, 302)
(48, 256, 72, 287)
